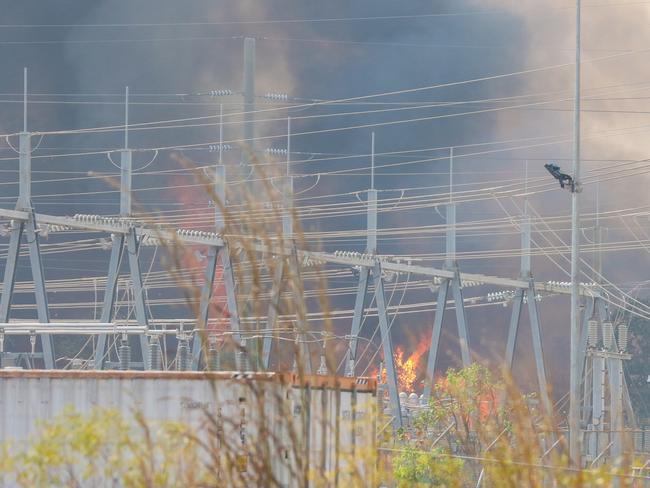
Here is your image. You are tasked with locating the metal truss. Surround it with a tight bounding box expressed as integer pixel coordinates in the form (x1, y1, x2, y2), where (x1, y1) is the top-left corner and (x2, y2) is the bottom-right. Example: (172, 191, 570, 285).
(0, 71, 632, 447)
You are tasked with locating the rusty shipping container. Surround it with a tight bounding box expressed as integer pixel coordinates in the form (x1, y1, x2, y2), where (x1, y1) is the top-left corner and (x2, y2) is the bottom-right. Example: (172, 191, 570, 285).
(0, 370, 377, 486)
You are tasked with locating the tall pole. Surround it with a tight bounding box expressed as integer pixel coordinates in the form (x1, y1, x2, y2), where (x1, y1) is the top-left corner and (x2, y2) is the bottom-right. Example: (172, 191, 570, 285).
(449, 146, 454, 204)
(120, 87, 132, 217)
(215, 103, 226, 229)
(242, 37, 256, 177)
(524, 160, 528, 216)
(371, 131, 375, 191)
(18, 69, 31, 211)
(446, 147, 456, 268)
(23, 67, 27, 133)
(594, 181, 602, 283)
(368, 133, 377, 254)
(283, 117, 293, 238)
(124, 86, 129, 150)
(569, 0, 582, 466)
(287, 116, 291, 178)
(218, 103, 224, 165)
(522, 160, 531, 277)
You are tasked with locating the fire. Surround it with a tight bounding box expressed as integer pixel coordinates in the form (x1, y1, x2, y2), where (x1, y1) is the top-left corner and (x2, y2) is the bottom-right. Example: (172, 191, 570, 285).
(394, 340, 428, 393)
(395, 347, 416, 392)
(368, 365, 387, 383)
(434, 376, 499, 422)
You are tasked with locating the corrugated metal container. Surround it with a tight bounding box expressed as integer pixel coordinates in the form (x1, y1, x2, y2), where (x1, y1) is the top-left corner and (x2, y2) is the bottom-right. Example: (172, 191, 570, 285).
(0, 370, 377, 486)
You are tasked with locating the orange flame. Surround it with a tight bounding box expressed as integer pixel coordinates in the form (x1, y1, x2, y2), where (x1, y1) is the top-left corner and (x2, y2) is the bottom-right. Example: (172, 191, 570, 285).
(394, 347, 416, 392)
(394, 340, 428, 393)
(434, 376, 499, 422)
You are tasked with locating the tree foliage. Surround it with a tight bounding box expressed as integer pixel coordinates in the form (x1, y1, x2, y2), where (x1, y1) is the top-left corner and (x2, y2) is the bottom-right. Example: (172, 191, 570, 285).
(393, 446, 464, 487)
(391, 364, 641, 487)
(2, 407, 215, 487)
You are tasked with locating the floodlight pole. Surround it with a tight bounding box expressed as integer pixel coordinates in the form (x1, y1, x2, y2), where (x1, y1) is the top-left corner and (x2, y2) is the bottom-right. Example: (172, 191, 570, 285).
(569, 0, 583, 466)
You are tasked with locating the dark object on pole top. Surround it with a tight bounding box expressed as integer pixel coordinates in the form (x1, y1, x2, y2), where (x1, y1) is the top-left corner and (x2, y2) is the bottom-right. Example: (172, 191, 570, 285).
(544, 162, 576, 192)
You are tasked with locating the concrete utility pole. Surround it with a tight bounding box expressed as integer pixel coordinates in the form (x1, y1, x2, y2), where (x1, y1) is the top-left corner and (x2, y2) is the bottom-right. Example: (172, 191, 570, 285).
(569, 0, 583, 466)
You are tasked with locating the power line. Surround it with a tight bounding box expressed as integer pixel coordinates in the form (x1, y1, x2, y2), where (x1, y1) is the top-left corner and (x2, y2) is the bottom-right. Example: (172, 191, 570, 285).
(0, 2, 646, 29)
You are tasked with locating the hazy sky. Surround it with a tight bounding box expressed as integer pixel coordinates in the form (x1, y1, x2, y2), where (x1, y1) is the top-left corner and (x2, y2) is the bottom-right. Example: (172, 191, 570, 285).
(2, 1, 649, 388)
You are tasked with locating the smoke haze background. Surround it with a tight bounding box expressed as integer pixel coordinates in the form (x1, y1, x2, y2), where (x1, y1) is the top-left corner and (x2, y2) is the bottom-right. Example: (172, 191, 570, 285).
(0, 0, 649, 393)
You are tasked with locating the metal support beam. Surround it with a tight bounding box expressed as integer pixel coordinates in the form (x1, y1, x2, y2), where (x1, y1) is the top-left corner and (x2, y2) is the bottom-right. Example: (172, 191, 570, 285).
(451, 269, 471, 368)
(262, 259, 284, 370)
(0, 206, 600, 296)
(0, 221, 24, 322)
(424, 198, 470, 397)
(505, 212, 532, 372)
(17, 133, 31, 211)
(261, 124, 294, 369)
(214, 165, 226, 230)
(94, 233, 125, 369)
(505, 209, 530, 371)
(96, 91, 150, 370)
(125, 228, 150, 369)
(423, 279, 450, 399)
(0, 215, 55, 368)
(344, 157, 378, 376)
(120, 87, 132, 217)
(345, 266, 370, 376)
(192, 245, 220, 370)
(282, 118, 293, 238)
(445, 204, 456, 268)
(578, 296, 595, 384)
(120, 150, 132, 216)
(367, 191, 377, 255)
(3, 93, 55, 367)
(220, 245, 241, 345)
(242, 37, 255, 174)
(191, 159, 227, 370)
(521, 216, 531, 278)
(527, 281, 552, 416)
(24, 212, 54, 369)
(372, 262, 402, 428)
(283, 177, 294, 239)
(288, 246, 311, 375)
(505, 289, 524, 369)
